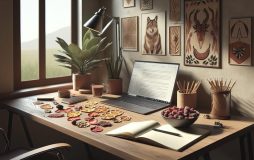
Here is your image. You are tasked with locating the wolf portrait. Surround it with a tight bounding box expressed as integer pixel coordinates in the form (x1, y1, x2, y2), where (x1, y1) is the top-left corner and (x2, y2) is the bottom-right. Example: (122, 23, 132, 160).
(143, 16, 162, 55)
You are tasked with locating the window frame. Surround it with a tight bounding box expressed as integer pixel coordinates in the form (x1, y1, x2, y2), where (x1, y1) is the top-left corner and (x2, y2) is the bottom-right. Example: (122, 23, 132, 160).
(13, 0, 78, 89)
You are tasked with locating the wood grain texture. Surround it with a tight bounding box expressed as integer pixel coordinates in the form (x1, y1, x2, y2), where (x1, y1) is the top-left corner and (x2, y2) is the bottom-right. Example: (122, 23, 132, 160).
(1, 92, 254, 160)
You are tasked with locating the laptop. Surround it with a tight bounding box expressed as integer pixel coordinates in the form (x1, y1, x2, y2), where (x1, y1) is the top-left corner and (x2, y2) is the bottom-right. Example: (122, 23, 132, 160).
(103, 61, 179, 115)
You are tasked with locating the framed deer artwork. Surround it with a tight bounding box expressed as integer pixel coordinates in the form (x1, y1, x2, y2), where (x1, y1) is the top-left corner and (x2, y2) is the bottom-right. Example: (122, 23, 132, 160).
(141, 12, 166, 55)
(184, 0, 221, 68)
(229, 18, 252, 66)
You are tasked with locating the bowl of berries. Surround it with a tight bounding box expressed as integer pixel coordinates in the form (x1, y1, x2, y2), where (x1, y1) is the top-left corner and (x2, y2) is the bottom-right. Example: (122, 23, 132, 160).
(161, 106, 200, 128)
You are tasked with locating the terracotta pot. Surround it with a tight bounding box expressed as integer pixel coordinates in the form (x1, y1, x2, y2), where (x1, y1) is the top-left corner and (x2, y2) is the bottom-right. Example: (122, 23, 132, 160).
(92, 84, 104, 97)
(72, 73, 91, 91)
(107, 78, 122, 95)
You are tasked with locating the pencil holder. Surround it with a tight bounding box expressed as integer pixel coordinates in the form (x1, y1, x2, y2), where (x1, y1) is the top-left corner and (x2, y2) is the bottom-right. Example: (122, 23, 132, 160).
(177, 90, 197, 108)
(210, 89, 231, 120)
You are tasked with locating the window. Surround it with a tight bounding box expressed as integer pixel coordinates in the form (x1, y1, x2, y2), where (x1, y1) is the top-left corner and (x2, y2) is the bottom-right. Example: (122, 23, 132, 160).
(14, 0, 79, 89)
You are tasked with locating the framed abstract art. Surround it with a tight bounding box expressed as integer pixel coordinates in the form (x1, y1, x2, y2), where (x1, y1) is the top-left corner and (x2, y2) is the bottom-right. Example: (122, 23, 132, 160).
(229, 18, 252, 66)
(184, 0, 221, 68)
(140, 0, 153, 10)
(123, 0, 135, 8)
(169, 26, 181, 56)
(121, 16, 139, 51)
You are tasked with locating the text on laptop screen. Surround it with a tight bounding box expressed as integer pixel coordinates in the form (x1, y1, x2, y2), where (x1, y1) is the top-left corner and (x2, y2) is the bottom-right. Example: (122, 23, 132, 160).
(128, 61, 179, 103)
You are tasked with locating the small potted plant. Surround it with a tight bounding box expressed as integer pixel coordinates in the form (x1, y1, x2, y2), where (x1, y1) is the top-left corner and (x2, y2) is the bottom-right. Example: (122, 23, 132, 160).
(54, 29, 112, 91)
(105, 49, 123, 95)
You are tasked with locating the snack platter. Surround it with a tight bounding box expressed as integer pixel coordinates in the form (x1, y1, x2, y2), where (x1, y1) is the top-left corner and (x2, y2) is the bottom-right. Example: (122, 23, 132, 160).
(33, 99, 132, 133)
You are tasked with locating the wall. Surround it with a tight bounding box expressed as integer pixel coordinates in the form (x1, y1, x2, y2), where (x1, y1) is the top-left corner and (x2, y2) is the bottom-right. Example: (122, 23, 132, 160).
(101, 0, 254, 117)
(99, 0, 254, 160)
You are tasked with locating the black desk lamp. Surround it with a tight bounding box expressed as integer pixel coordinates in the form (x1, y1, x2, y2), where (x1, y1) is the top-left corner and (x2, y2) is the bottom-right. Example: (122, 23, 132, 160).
(83, 7, 121, 57)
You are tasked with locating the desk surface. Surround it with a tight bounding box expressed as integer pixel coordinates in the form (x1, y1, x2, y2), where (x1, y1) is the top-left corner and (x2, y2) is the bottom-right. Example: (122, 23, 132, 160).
(1, 92, 254, 160)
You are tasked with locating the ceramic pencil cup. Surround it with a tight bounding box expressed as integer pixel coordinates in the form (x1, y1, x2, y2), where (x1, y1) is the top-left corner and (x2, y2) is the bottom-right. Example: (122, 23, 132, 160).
(210, 89, 231, 120)
(92, 84, 104, 97)
(177, 90, 197, 108)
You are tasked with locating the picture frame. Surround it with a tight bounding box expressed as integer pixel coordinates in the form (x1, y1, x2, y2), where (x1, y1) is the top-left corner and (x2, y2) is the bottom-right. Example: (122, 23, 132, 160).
(123, 0, 135, 8)
(121, 16, 139, 51)
(141, 12, 166, 55)
(229, 17, 252, 66)
(169, 0, 181, 21)
(184, 0, 221, 68)
(140, 0, 153, 11)
(169, 26, 181, 56)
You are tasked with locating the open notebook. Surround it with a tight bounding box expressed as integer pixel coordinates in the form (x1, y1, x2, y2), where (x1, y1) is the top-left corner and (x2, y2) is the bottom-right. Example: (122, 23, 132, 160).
(106, 120, 210, 151)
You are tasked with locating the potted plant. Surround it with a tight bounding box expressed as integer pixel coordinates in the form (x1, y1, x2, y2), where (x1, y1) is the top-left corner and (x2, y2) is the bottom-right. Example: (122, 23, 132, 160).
(105, 49, 123, 95)
(54, 29, 112, 91)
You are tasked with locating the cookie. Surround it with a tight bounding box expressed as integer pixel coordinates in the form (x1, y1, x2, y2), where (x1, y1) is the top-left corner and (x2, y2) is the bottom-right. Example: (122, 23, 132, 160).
(67, 111, 81, 118)
(100, 113, 116, 120)
(81, 107, 95, 113)
(113, 117, 122, 123)
(40, 104, 53, 110)
(110, 109, 124, 116)
(94, 105, 109, 113)
(76, 121, 90, 128)
(120, 115, 132, 121)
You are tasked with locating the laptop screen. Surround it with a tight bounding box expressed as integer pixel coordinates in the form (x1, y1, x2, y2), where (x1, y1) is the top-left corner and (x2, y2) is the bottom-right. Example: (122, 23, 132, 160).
(128, 61, 179, 103)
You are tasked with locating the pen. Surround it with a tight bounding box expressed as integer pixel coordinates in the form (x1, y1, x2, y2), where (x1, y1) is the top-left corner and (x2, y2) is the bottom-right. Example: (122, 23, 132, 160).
(152, 128, 182, 137)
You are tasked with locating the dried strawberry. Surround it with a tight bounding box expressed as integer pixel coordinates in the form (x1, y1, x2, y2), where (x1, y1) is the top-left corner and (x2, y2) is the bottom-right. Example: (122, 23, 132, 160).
(67, 116, 81, 121)
(89, 119, 98, 125)
(90, 126, 103, 132)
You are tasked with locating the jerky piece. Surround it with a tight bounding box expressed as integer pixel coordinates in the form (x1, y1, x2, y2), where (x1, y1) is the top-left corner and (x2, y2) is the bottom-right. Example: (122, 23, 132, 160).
(67, 116, 81, 121)
(89, 119, 99, 125)
(69, 105, 75, 108)
(77, 121, 90, 128)
(48, 113, 64, 118)
(98, 121, 112, 127)
(120, 116, 131, 121)
(90, 126, 103, 132)
(88, 112, 99, 117)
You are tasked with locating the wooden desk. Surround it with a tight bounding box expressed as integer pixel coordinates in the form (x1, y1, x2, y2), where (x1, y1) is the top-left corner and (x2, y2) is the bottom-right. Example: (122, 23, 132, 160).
(1, 92, 254, 160)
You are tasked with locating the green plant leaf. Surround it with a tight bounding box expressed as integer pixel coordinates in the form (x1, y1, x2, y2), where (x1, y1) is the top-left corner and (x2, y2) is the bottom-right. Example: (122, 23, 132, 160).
(86, 37, 101, 50)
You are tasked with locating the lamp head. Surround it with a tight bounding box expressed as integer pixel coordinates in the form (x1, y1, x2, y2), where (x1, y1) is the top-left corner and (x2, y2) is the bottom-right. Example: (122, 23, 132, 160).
(83, 7, 106, 33)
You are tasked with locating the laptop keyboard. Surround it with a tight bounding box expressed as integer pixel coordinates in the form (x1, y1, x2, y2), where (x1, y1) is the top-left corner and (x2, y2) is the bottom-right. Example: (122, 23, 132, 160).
(102, 95, 169, 115)
(118, 96, 167, 109)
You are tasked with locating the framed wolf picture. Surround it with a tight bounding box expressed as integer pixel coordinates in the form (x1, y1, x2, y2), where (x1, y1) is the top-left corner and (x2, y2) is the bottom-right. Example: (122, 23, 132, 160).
(141, 12, 166, 55)
(184, 0, 221, 68)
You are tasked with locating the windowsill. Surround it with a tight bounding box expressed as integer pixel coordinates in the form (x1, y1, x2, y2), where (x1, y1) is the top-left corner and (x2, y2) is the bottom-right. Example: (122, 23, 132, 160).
(0, 83, 72, 100)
